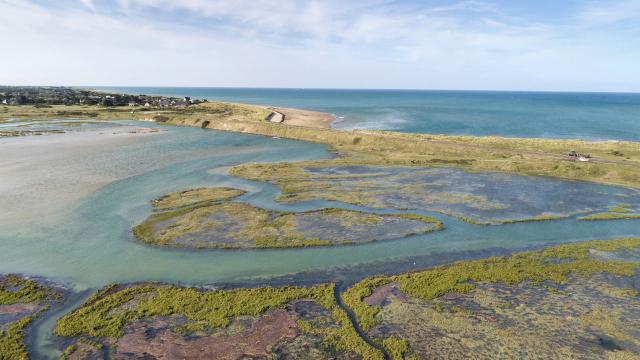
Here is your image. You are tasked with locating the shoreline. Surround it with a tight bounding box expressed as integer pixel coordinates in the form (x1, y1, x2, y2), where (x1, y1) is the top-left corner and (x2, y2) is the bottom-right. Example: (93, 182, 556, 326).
(263, 106, 336, 128)
(167, 102, 640, 189)
(3, 93, 640, 358)
(3, 101, 639, 189)
(0, 125, 165, 227)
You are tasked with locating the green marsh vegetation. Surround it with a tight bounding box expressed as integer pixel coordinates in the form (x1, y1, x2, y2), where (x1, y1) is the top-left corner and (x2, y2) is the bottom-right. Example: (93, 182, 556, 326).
(369, 276, 640, 359)
(55, 283, 384, 359)
(578, 203, 640, 221)
(579, 213, 640, 221)
(0, 315, 37, 360)
(49, 238, 640, 359)
(0, 275, 52, 305)
(342, 238, 640, 356)
(230, 163, 624, 226)
(496, 214, 566, 224)
(134, 187, 443, 249)
(0, 275, 62, 360)
(609, 203, 633, 213)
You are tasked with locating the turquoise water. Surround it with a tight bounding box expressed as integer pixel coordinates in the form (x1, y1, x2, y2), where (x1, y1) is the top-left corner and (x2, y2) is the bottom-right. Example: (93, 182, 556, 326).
(97, 87, 640, 141)
(1, 122, 638, 290)
(1, 120, 639, 358)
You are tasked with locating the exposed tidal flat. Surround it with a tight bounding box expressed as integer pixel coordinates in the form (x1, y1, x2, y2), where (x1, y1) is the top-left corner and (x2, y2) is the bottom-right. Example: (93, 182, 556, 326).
(1, 102, 640, 358)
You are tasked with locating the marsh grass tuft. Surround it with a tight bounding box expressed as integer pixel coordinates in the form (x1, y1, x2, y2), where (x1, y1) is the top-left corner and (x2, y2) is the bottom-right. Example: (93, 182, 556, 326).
(578, 213, 640, 221)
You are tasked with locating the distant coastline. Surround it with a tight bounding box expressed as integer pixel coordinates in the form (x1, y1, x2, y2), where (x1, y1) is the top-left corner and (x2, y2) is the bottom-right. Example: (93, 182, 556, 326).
(88, 86, 640, 142)
(2, 86, 640, 190)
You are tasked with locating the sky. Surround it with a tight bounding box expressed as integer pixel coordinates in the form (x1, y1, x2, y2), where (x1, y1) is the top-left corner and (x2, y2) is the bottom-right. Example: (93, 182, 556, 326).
(1, 0, 639, 92)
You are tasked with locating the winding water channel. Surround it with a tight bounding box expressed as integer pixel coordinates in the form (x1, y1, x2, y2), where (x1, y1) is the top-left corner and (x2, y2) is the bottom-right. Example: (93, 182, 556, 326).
(1, 120, 639, 358)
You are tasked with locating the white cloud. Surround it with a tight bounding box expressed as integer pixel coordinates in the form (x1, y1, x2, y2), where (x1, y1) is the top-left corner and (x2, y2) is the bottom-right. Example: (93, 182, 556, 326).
(0, 0, 638, 91)
(79, 0, 95, 10)
(578, 0, 640, 26)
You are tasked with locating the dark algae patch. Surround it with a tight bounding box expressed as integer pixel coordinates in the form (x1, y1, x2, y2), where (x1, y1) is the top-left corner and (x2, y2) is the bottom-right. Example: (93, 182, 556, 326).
(342, 238, 640, 359)
(55, 283, 384, 359)
(0, 274, 65, 360)
(134, 187, 443, 249)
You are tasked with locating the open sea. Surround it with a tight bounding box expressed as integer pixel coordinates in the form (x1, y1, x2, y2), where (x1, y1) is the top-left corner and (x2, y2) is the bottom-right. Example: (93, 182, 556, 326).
(97, 87, 640, 141)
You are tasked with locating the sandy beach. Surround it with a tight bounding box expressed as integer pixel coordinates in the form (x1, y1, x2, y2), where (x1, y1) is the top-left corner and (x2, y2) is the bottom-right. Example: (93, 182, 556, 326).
(272, 107, 336, 128)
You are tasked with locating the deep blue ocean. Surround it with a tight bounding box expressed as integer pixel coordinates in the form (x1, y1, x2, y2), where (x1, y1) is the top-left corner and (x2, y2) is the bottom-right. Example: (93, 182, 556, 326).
(97, 87, 640, 141)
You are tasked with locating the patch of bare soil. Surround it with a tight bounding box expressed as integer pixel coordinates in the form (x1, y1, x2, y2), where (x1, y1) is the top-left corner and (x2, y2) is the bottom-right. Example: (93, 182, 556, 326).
(114, 310, 296, 359)
(363, 282, 410, 307)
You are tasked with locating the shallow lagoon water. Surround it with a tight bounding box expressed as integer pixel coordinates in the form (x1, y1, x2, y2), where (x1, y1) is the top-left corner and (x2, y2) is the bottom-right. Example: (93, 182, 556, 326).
(0, 119, 123, 132)
(2, 123, 638, 289)
(1, 121, 640, 358)
(301, 166, 640, 223)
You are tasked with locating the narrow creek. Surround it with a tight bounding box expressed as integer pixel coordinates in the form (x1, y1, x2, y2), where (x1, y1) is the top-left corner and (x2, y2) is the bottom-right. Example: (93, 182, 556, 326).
(335, 282, 391, 360)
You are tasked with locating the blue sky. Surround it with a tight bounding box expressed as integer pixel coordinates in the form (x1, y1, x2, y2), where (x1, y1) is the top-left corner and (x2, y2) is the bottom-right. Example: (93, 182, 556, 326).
(1, 0, 640, 91)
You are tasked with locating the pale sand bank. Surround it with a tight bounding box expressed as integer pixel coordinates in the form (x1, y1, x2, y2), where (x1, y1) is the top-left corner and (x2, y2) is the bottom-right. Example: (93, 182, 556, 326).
(271, 107, 336, 128)
(0, 126, 163, 227)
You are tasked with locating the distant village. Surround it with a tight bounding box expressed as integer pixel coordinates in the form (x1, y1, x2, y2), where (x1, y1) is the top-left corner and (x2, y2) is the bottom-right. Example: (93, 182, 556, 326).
(0, 86, 206, 108)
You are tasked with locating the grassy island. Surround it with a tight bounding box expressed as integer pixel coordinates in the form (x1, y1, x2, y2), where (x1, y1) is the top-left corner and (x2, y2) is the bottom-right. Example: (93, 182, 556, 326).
(134, 187, 443, 249)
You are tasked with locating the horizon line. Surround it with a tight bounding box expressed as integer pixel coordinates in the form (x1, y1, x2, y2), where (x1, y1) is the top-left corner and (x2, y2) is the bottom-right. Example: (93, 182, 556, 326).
(2, 84, 639, 95)
(88, 85, 640, 95)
